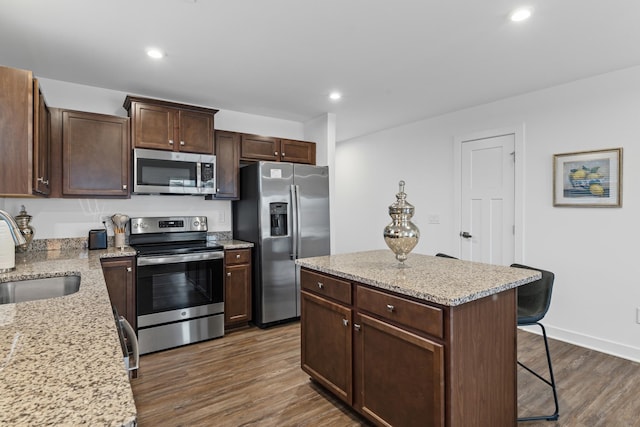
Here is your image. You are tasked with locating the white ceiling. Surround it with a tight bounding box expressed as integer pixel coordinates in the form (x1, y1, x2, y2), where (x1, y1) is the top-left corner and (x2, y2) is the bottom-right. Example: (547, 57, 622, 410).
(2, 0, 640, 142)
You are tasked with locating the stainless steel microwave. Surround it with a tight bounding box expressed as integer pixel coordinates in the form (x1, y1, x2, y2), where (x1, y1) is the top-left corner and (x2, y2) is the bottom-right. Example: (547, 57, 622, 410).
(133, 148, 216, 195)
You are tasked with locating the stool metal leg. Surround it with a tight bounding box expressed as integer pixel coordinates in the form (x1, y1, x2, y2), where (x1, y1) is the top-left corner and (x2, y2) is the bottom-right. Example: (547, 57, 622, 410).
(517, 322, 559, 422)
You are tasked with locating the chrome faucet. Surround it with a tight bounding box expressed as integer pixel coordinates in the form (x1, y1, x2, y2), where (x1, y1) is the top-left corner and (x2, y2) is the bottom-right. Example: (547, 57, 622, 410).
(0, 209, 27, 246)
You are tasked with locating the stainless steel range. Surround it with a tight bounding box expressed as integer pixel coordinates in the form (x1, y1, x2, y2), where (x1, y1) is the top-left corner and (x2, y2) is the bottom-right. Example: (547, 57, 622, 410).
(129, 216, 224, 354)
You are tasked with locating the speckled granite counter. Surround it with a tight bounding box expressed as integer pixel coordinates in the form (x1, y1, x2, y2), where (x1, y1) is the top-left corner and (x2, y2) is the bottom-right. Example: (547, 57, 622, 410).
(296, 250, 540, 306)
(0, 247, 137, 426)
(217, 239, 254, 250)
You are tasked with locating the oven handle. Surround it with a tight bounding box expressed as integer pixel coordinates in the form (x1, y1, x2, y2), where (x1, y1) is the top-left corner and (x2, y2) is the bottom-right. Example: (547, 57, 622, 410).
(137, 251, 224, 266)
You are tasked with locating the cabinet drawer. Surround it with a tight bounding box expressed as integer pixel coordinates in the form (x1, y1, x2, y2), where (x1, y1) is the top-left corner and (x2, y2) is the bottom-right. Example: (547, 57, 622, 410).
(301, 269, 351, 305)
(357, 285, 443, 339)
(226, 248, 251, 266)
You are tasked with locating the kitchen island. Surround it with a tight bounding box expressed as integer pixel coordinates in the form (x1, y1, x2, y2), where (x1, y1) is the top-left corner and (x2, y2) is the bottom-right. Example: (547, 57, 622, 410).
(0, 247, 137, 426)
(296, 250, 541, 427)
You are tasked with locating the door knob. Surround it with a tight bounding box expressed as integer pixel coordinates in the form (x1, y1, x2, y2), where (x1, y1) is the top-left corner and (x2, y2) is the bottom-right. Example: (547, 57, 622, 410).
(460, 231, 472, 239)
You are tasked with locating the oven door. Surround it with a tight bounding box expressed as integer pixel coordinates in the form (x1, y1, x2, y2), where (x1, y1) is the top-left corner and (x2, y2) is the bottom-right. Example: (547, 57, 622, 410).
(136, 251, 224, 328)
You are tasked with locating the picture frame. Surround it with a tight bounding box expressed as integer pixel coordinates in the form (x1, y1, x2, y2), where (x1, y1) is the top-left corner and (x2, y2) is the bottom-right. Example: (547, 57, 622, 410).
(553, 148, 622, 207)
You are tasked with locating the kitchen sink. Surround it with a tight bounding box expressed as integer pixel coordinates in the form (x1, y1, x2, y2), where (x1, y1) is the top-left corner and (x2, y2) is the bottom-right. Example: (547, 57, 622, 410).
(0, 275, 80, 304)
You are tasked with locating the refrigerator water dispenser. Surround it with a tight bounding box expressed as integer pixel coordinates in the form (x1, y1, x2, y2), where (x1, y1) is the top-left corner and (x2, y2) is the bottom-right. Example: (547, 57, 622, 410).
(270, 203, 288, 236)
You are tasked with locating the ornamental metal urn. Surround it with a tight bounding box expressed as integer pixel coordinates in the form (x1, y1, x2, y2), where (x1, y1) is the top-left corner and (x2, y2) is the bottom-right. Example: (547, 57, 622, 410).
(383, 180, 420, 267)
(15, 205, 34, 252)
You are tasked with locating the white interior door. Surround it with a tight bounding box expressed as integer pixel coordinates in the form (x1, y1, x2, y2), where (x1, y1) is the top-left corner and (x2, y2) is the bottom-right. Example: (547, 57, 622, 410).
(460, 134, 515, 265)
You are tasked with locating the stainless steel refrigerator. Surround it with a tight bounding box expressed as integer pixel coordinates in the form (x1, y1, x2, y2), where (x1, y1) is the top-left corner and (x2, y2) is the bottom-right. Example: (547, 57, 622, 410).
(233, 162, 330, 327)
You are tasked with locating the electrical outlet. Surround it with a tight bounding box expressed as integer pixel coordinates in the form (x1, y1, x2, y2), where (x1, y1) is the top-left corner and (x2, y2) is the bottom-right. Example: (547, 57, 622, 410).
(427, 214, 440, 225)
(101, 215, 113, 234)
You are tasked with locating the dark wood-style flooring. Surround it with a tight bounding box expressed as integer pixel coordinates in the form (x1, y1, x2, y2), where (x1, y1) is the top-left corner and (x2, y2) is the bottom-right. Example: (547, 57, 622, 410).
(131, 322, 640, 426)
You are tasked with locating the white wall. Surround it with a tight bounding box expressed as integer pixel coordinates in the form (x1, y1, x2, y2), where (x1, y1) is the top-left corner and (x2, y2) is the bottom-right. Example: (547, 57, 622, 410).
(304, 113, 337, 253)
(1, 78, 307, 238)
(38, 78, 306, 138)
(335, 65, 640, 362)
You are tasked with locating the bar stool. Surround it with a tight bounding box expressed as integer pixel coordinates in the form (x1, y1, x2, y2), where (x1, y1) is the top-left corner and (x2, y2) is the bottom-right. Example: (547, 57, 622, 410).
(511, 263, 559, 422)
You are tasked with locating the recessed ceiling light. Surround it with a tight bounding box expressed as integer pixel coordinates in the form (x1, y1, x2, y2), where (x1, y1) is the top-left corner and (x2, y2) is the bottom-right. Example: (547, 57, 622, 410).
(146, 48, 164, 59)
(510, 7, 532, 22)
(329, 92, 342, 101)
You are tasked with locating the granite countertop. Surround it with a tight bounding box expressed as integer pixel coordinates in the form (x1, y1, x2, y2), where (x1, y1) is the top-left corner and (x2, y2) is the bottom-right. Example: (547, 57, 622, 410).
(0, 247, 137, 426)
(296, 250, 541, 306)
(0, 239, 254, 425)
(217, 239, 254, 250)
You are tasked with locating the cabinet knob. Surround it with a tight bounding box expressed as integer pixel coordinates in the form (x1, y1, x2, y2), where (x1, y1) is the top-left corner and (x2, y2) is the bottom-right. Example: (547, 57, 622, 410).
(227, 272, 231, 277)
(180, 141, 185, 146)
(342, 319, 349, 327)
(274, 151, 279, 156)
(282, 152, 286, 157)
(386, 304, 395, 312)
(122, 184, 127, 190)
(126, 267, 132, 272)
(236, 254, 241, 259)
(169, 139, 174, 145)
(37, 177, 49, 185)
(317, 282, 324, 289)
(354, 323, 361, 331)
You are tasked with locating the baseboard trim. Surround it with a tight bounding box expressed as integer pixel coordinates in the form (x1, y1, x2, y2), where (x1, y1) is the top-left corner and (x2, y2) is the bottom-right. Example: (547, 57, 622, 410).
(518, 324, 640, 363)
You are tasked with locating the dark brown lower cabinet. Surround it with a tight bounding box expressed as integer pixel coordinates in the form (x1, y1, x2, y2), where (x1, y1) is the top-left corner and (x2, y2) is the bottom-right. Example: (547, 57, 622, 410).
(301, 290, 353, 404)
(101, 257, 136, 329)
(355, 313, 444, 427)
(224, 249, 252, 329)
(300, 267, 517, 427)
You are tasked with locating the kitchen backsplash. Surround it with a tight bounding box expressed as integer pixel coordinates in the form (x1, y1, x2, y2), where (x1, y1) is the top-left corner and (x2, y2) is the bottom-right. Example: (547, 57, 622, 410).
(22, 231, 234, 252)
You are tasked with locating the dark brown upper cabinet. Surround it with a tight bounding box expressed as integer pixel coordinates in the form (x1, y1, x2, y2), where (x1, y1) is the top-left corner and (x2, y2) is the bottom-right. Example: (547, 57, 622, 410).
(240, 133, 316, 165)
(212, 130, 240, 200)
(60, 110, 130, 198)
(280, 138, 316, 164)
(0, 66, 51, 197)
(32, 79, 51, 196)
(124, 96, 218, 155)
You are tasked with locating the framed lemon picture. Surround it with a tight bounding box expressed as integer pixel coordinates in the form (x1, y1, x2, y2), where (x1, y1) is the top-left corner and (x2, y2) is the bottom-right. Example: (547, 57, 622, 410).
(553, 148, 622, 207)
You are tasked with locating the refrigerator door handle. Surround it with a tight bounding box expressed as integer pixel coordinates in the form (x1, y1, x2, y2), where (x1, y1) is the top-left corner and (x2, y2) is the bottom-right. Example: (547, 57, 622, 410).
(290, 184, 298, 260)
(294, 184, 302, 259)
(290, 184, 302, 260)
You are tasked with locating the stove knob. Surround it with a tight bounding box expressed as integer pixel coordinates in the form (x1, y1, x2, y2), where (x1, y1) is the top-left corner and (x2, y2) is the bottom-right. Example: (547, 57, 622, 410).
(133, 223, 138, 229)
(194, 220, 200, 227)
(141, 223, 148, 229)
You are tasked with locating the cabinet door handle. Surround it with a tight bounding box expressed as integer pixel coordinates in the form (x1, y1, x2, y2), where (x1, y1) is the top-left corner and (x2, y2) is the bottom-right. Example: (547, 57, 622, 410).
(37, 177, 49, 185)
(180, 141, 185, 146)
(169, 139, 174, 145)
(227, 272, 231, 277)
(126, 267, 132, 272)
(342, 319, 349, 327)
(354, 323, 361, 331)
(317, 282, 323, 289)
(386, 304, 395, 312)
(122, 184, 127, 190)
